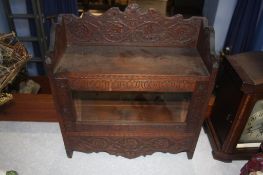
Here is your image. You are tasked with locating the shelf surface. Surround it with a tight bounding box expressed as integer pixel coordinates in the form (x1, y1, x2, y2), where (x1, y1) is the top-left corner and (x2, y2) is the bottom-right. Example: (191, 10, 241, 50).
(54, 45, 209, 77)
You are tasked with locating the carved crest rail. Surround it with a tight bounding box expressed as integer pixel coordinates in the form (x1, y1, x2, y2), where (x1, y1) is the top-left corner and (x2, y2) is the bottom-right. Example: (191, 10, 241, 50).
(58, 3, 205, 47)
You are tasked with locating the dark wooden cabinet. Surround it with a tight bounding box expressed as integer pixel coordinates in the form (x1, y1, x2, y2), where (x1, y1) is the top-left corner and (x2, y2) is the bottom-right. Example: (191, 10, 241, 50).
(206, 52, 263, 161)
(46, 4, 218, 159)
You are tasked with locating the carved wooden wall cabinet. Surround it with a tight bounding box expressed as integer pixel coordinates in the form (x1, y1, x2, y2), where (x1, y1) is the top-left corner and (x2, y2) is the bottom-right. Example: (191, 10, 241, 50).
(46, 4, 218, 159)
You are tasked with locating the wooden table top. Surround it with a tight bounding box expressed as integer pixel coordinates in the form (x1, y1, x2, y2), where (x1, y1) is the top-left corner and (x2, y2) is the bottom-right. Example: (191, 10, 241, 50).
(228, 51, 263, 85)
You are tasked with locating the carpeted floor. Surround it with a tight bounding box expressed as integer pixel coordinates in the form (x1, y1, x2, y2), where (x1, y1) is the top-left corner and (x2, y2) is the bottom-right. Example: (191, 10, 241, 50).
(0, 122, 246, 175)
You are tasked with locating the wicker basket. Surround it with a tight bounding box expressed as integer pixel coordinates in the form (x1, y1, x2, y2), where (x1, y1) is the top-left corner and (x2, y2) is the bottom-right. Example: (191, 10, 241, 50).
(0, 32, 30, 105)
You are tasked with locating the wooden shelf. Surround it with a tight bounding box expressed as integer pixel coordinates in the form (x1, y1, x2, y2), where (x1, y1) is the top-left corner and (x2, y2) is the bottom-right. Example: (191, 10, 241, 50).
(55, 46, 209, 77)
(0, 93, 58, 122)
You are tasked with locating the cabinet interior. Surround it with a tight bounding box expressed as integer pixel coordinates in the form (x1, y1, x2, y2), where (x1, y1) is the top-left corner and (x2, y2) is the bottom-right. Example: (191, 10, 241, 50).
(72, 91, 192, 123)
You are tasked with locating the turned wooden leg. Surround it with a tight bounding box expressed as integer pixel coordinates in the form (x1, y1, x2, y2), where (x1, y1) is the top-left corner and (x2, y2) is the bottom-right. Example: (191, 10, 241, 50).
(187, 151, 194, 159)
(66, 149, 73, 158)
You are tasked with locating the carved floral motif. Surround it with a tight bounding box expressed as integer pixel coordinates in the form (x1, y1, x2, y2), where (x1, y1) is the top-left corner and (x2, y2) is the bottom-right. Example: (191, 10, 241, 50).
(66, 74, 198, 91)
(69, 136, 191, 158)
(60, 3, 203, 47)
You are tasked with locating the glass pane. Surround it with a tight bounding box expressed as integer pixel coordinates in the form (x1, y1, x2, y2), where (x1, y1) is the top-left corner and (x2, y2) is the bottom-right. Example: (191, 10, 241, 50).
(237, 99, 263, 148)
(72, 91, 192, 124)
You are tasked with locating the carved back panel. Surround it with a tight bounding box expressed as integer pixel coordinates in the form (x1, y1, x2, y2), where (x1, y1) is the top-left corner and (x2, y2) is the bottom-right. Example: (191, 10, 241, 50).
(58, 4, 205, 47)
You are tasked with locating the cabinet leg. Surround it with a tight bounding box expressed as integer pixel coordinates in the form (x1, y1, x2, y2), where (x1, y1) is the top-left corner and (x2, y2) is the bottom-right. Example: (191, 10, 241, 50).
(187, 151, 194, 159)
(66, 149, 73, 158)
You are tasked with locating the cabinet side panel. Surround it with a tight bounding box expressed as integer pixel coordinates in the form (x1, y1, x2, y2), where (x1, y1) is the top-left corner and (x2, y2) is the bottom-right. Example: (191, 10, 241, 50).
(210, 59, 243, 145)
